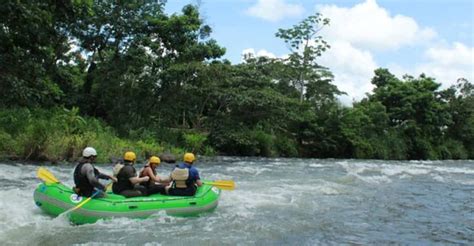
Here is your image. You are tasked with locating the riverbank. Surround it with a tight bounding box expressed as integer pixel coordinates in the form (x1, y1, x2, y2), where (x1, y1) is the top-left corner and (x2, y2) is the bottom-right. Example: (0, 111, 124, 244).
(0, 108, 212, 163)
(1, 106, 472, 162)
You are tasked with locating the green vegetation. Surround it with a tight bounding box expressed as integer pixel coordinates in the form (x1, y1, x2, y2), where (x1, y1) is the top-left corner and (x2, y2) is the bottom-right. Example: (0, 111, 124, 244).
(1, 1, 472, 161)
(0, 107, 184, 163)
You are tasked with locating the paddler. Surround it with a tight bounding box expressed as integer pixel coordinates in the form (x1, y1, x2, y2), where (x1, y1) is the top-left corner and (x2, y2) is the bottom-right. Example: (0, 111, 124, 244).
(112, 151, 153, 197)
(139, 156, 170, 194)
(73, 147, 117, 198)
(165, 153, 202, 196)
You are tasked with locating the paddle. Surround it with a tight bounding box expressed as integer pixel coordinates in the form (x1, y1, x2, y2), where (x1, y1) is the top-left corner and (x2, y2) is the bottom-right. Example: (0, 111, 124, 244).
(37, 167, 60, 184)
(204, 180, 235, 190)
(63, 182, 112, 214)
(36, 167, 111, 215)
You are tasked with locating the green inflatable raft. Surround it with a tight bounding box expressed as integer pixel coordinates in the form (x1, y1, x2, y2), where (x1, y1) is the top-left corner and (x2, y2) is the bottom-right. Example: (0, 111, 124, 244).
(33, 182, 221, 224)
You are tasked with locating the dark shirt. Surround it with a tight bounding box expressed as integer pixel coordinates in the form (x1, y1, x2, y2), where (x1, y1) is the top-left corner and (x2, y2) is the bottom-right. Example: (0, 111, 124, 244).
(112, 164, 137, 194)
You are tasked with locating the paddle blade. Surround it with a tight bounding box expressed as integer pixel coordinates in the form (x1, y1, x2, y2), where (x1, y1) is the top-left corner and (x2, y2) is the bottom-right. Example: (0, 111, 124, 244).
(37, 167, 60, 184)
(205, 180, 235, 190)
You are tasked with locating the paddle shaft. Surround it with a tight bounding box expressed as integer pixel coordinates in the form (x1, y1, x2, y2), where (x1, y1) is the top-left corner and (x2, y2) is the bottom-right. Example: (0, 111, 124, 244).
(65, 182, 113, 214)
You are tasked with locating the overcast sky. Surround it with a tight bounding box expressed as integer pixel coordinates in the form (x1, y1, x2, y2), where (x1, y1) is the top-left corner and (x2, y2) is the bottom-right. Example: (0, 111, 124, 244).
(166, 0, 474, 105)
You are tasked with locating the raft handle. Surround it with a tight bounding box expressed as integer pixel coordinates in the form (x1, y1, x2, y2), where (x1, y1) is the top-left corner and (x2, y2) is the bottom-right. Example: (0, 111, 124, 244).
(189, 202, 197, 206)
(129, 205, 138, 209)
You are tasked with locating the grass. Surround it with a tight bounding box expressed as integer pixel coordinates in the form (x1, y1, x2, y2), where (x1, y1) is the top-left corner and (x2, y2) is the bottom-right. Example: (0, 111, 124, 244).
(0, 107, 191, 163)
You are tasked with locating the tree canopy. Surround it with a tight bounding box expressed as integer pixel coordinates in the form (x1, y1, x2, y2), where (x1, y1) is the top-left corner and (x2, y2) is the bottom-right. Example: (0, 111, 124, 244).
(1, 1, 472, 160)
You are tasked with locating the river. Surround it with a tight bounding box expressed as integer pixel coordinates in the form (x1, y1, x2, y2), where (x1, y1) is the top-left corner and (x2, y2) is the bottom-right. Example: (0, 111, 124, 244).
(0, 158, 473, 245)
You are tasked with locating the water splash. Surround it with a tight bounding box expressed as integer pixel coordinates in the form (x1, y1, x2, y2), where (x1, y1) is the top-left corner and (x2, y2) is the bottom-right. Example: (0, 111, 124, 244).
(0, 159, 473, 245)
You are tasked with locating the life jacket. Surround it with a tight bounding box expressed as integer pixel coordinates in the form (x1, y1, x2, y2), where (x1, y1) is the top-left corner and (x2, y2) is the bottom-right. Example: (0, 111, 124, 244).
(170, 166, 192, 189)
(73, 161, 99, 197)
(112, 164, 136, 194)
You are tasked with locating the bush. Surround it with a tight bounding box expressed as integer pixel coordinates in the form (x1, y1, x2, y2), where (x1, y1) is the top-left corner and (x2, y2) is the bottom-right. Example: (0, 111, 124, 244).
(209, 126, 276, 157)
(0, 107, 177, 163)
(438, 139, 467, 160)
(0, 130, 15, 156)
(253, 129, 275, 157)
(275, 135, 298, 157)
(183, 132, 208, 153)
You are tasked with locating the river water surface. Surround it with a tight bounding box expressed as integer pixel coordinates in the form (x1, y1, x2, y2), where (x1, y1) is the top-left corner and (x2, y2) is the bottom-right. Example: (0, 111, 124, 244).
(0, 158, 473, 245)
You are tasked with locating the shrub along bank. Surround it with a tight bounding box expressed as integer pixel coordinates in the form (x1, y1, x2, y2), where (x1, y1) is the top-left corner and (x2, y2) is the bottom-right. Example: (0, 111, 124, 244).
(0, 107, 208, 163)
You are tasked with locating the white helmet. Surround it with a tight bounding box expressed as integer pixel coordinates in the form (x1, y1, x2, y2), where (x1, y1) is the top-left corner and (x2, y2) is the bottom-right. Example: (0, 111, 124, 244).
(82, 147, 97, 157)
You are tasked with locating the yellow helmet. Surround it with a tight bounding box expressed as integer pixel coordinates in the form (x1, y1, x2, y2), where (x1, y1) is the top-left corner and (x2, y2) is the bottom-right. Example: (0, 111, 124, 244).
(149, 156, 160, 165)
(124, 151, 136, 162)
(183, 153, 195, 163)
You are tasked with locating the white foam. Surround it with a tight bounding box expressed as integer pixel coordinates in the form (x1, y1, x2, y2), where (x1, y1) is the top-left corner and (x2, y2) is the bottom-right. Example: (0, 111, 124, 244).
(0, 186, 47, 232)
(379, 164, 431, 176)
(431, 174, 446, 183)
(225, 166, 271, 176)
(309, 164, 326, 168)
(454, 180, 474, 185)
(432, 166, 474, 174)
(143, 243, 163, 246)
(357, 175, 393, 184)
(0, 164, 24, 179)
(73, 243, 126, 246)
(337, 161, 474, 185)
(399, 174, 411, 179)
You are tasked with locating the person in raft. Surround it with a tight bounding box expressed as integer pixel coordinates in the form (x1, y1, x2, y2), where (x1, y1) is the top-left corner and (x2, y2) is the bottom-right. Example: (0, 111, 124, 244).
(165, 153, 202, 196)
(73, 147, 117, 198)
(112, 151, 150, 197)
(139, 156, 170, 194)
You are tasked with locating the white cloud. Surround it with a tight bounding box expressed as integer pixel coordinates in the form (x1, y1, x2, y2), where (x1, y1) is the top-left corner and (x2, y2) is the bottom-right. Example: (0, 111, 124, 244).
(388, 42, 473, 91)
(410, 42, 472, 87)
(256, 49, 277, 58)
(246, 0, 304, 22)
(318, 0, 437, 51)
(241, 48, 277, 61)
(243, 1, 471, 105)
(425, 42, 473, 67)
(319, 41, 378, 105)
(312, 0, 457, 105)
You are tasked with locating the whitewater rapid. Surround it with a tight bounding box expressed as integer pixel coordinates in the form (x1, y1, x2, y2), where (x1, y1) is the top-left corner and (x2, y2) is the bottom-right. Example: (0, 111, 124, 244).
(0, 158, 473, 245)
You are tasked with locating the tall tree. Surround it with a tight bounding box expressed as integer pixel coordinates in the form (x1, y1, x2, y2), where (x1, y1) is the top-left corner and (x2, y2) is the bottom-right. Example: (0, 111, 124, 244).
(275, 13, 342, 104)
(69, 2, 225, 133)
(0, 0, 87, 107)
(441, 78, 474, 158)
(369, 68, 451, 159)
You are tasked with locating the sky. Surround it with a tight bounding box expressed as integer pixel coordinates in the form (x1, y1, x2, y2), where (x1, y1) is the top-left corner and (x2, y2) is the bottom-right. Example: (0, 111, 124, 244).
(165, 0, 474, 105)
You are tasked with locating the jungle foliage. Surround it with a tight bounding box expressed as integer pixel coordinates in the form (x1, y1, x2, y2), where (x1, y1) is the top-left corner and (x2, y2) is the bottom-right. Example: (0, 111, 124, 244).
(0, 1, 472, 161)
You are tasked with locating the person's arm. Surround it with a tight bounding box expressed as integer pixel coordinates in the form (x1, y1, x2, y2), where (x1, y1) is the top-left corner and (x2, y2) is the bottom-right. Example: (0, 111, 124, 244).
(130, 176, 149, 185)
(145, 167, 160, 183)
(126, 166, 149, 185)
(83, 164, 106, 191)
(194, 169, 202, 187)
(157, 175, 171, 184)
(97, 172, 117, 182)
(97, 172, 110, 180)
